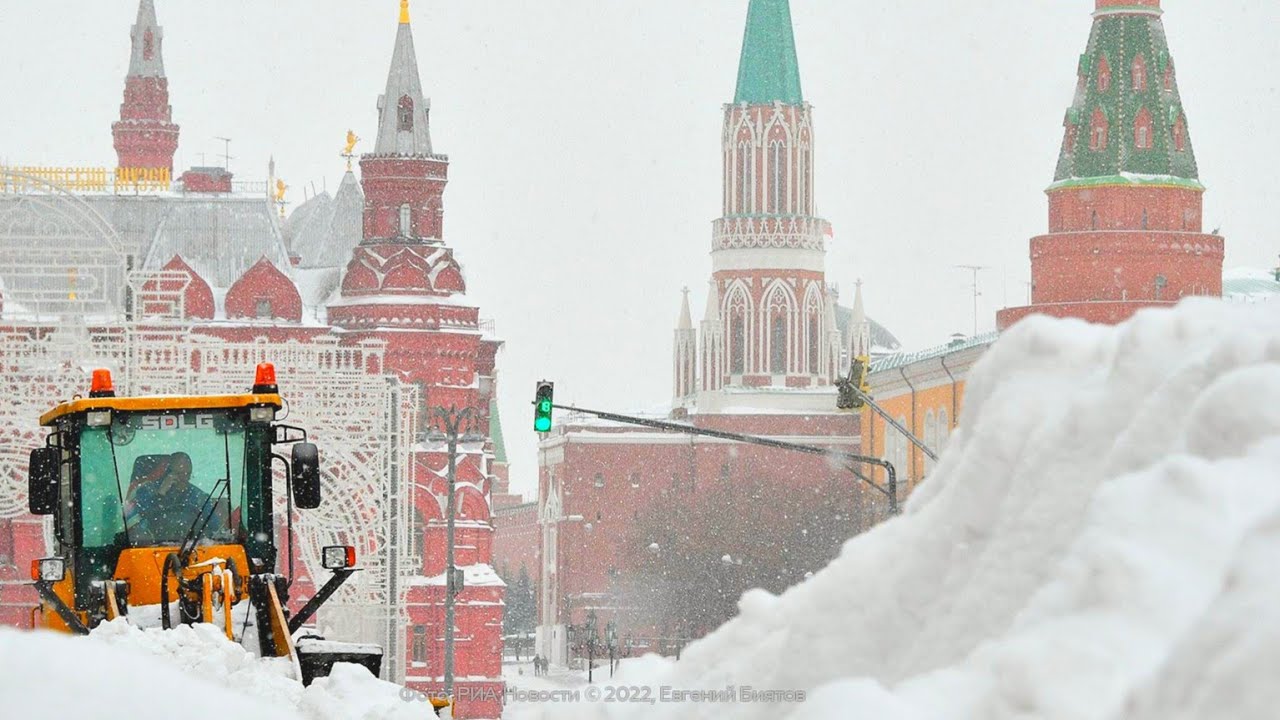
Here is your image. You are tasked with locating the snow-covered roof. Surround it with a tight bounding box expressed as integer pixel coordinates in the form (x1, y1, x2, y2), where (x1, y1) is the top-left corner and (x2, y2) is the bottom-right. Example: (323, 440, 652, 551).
(287, 172, 364, 269)
(141, 195, 293, 290)
(871, 330, 999, 374)
(406, 563, 506, 588)
(1223, 267, 1280, 303)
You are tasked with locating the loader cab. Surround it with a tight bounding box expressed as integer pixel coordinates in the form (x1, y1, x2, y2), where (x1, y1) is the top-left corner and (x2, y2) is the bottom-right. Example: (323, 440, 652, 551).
(28, 366, 321, 615)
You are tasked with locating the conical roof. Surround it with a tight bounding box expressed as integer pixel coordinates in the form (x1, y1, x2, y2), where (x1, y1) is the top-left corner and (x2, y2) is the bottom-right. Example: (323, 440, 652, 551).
(1053, 2, 1199, 188)
(677, 288, 693, 330)
(734, 0, 803, 105)
(128, 0, 165, 78)
(374, 4, 433, 156)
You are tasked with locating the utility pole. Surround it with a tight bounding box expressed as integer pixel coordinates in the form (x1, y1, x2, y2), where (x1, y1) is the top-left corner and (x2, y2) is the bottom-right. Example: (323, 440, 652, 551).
(429, 405, 479, 699)
(954, 265, 988, 336)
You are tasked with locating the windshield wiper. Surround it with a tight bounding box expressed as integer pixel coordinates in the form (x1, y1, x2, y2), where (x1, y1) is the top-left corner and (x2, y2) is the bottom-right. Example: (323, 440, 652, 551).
(105, 425, 132, 546)
(177, 427, 235, 562)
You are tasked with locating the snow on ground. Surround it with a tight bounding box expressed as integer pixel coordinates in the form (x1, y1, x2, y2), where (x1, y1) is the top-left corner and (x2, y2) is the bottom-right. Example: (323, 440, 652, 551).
(514, 298, 1280, 720)
(0, 619, 432, 720)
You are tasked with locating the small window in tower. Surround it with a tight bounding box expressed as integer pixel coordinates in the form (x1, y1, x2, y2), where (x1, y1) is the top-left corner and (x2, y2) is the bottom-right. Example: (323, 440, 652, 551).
(411, 626, 427, 664)
(737, 141, 754, 214)
(143, 29, 155, 61)
(399, 204, 412, 236)
(1063, 124, 1078, 154)
(1091, 210, 1099, 230)
(1173, 115, 1187, 152)
(1134, 108, 1154, 149)
(255, 298, 272, 319)
(397, 95, 415, 133)
(1089, 108, 1109, 151)
(729, 296, 747, 374)
(1164, 64, 1175, 92)
(594, 473, 605, 489)
(1132, 55, 1147, 92)
(1097, 57, 1112, 93)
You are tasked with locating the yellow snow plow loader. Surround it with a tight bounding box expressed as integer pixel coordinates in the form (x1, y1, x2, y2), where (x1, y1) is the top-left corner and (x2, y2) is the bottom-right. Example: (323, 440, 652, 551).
(25, 363, 381, 686)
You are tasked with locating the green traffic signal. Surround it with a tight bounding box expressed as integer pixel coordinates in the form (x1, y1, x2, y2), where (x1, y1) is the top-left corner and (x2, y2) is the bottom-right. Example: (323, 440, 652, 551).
(534, 381, 554, 432)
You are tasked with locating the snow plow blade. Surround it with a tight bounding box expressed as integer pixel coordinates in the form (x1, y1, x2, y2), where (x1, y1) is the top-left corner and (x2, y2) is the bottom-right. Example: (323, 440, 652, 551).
(296, 637, 384, 686)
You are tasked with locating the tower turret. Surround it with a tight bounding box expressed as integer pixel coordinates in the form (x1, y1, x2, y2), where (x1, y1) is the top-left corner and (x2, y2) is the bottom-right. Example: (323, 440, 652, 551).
(112, 0, 179, 173)
(998, 0, 1223, 328)
(673, 288, 697, 405)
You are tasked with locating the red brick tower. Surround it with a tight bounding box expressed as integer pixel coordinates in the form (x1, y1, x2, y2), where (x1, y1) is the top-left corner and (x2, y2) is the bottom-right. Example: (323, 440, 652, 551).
(329, 3, 504, 714)
(700, 0, 843, 395)
(998, 0, 1223, 329)
(112, 0, 179, 172)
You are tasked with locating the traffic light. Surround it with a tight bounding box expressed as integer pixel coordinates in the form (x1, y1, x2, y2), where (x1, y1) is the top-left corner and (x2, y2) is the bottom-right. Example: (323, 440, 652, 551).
(837, 357, 870, 411)
(534, 381, 554, 432)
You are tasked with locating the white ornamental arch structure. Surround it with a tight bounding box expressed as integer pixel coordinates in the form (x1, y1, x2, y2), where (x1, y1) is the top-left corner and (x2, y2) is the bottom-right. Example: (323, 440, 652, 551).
(0, 169, 130, 318)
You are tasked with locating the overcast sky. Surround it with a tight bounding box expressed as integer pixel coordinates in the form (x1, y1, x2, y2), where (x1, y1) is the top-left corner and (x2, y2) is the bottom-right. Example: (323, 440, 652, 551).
(3, 1, 1278, 497)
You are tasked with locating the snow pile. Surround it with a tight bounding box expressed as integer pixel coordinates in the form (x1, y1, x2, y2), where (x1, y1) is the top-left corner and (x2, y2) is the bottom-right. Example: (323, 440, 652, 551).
(520, 299, 1280, 720)
(0, 619, 430, 720)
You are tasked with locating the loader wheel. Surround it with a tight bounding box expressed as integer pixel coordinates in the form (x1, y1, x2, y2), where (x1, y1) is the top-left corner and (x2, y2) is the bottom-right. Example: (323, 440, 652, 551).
(160, 553, 196, 629)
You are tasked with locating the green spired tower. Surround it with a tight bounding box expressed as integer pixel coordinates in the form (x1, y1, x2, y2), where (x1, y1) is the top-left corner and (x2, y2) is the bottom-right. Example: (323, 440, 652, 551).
(998, 0, 1224, 330)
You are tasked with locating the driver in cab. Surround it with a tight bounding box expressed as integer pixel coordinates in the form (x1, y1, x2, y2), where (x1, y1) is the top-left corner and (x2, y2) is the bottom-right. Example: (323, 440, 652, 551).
(124, 452, 219, 544)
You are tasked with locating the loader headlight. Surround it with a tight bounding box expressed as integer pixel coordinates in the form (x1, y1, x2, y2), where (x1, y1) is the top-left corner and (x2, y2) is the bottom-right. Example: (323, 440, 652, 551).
(30, 557, 65, 582)
(249, 406, 276, 423)
(86, 410, 112, 427)
(322, 545, 356, 570)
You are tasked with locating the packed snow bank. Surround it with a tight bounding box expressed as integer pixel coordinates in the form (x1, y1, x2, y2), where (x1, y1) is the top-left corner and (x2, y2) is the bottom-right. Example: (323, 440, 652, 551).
(0, 619, 431, 720)
(514, 299, 1280, 720)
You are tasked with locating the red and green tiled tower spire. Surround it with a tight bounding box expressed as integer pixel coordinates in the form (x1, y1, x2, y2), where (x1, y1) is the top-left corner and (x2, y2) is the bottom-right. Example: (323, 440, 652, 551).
(998, 0, 1223, 329)
(112, 0, 179, 173)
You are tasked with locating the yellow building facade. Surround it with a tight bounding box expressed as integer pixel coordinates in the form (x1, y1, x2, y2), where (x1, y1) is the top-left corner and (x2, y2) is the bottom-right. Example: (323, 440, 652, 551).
(860, 333, 996, 498)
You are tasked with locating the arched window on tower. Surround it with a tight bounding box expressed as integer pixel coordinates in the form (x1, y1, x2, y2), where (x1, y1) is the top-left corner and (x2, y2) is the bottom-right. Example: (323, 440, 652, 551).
(807, 310, 820, 375)
(800, 143, 811, 215)
(769, 139, 787, 215)
(398, 95, 414, 133)
(143, 29, 155, 61)
(1164, 63, 1175, 92)
(737, 140, 753, 214)
(1063, 123, 1078, 154)
(1132, 54, 1148, 92)
(399, 204, 412, 237)
(1134, 107, 1153, 150)
(1172, 115, 1187, 152)
(1090, 108, 1109, 151)
(767, 288, 790, 375)
(1097, 56, 1112, 93)
(729, 293, 747, 375)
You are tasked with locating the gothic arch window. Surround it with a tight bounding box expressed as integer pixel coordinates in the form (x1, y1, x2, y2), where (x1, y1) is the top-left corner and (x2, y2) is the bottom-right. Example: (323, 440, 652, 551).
(1172, 115, 1187, 152)
(800, 142, 812, 215)
(804, 289, 821, 374)
(1132, 54, 1148, 92)
(736, 139, 754, 214)
(766, 286, 792, 375)
(1063, 123, 1078, 154)
(1164, 63, 1175, 92)
(398, 95, 415, 133)
(1097, 56, 1112, 93)
(1090, 108, 1109, 151)
(1134, 107, 1153, 150)
(399, 204, 412, 236)
(769, 139, 787, 215)
(728, 290, 748, 375)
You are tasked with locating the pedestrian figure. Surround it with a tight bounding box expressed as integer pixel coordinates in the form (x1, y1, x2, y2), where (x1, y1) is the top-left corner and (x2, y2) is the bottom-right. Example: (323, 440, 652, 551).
(533, 654, 542, 676)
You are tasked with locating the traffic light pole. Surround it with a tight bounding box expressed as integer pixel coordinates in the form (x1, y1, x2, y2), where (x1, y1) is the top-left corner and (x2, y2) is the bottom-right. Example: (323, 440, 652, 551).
(548, 403, 900, 513)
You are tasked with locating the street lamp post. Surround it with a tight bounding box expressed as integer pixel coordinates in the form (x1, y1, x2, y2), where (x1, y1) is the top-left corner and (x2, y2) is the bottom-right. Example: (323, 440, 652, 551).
(428, 405, 481, 699)
(586, 610, 598, 684)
